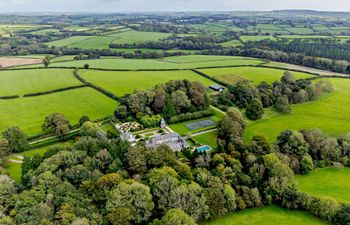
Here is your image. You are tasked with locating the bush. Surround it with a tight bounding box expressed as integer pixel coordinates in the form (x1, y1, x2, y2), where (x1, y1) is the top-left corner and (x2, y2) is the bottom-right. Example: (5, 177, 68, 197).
(246, 98, 264, 120)
(274, 97, 292, 114)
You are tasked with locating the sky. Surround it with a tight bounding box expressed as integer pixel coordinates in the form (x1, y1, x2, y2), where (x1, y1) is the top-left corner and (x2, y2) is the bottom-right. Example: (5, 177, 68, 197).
(1, 0, 349, 13)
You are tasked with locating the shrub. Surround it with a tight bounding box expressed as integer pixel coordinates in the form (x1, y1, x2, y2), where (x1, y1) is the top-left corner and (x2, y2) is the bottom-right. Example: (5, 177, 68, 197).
(246, 98, 264, 120)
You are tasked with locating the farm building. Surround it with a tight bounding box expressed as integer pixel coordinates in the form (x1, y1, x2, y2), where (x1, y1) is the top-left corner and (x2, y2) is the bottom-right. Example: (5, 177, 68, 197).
(145, 132, 190, 151)
(209, 84, 225, 92)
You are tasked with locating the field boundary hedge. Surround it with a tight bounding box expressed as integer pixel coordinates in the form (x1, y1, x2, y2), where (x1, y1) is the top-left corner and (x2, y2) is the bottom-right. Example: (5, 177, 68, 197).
(73, 69, 120, 101)
(0, 95, 20, 100)
(22, 85, 87, 97)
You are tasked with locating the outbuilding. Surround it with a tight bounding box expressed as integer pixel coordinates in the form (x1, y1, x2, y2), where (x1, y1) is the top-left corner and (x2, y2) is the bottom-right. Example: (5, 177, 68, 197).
(209, 84, 225, 92)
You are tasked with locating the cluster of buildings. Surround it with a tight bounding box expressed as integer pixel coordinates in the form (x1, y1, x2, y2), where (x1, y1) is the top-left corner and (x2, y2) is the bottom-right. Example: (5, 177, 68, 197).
(115, 118, 190, 151)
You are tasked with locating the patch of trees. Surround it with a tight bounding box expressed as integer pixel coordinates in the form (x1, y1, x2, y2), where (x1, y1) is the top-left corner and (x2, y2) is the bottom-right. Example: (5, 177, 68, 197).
(110, 35, 231, 51)
(115, 79, 211, 127)
(202, 47, 350, 74)
(253, 39, 350, 62)
(215, 73, 333, 120)
(130, 22, 193, 34)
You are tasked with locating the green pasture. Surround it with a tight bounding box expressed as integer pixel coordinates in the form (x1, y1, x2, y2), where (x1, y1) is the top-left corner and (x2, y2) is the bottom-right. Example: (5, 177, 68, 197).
(79, 69, 216, 96)
(240, 36, 276, 42)
(69, 36, 117, 49)
(18, 55, 264, 70)
(108, 30, 171, 44)
(277, 35, 332, 39)
(297, 167, 350, 204)
(0, 69, 81, 96)
(244, 78, 350, 142)
(45, 36, 93, 47)
(202, 205, 328, 225)
(284, 27, 314, 34)
(199, 66, 313, 85)
(0, 87, 117, 135)
(193, 130, 218, 149)
(169, 109, 225, 136)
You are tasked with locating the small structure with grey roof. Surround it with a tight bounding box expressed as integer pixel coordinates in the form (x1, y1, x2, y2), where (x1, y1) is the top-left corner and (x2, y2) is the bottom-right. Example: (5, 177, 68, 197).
(209, 84, 225, 92)
(145, 132, 190, 151)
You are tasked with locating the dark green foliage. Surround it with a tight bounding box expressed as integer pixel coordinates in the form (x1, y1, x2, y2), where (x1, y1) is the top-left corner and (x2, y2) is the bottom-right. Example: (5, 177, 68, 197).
(2, 127, 28, 153)
(246, 98, 264, 120)
(274, 97, 292, 114)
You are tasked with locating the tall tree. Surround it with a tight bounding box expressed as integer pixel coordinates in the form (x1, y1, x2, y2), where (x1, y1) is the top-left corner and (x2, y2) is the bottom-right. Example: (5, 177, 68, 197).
(2, 127, 28, 153)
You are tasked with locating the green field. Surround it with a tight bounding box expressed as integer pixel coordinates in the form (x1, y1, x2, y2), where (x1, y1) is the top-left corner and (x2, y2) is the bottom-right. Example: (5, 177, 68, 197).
(277, 35, 332, 39)
(193, 130, 218, 149)
(240, 36, 276, 42)
(0, 87, 117, 135)
(245, 78, 350, 142)
(17, 55, 264, 70)
(202, 205, 328, 225)
(79, 70, 216, 96)
(199, 67, 313, 85)
(109, 30, 171, 44)
(45, 36, 93, 47)
(170, 108, 225, 136)
(284, 27, 314, 34)
(297, 167, 350, 204)
(0, 69, 81, 96)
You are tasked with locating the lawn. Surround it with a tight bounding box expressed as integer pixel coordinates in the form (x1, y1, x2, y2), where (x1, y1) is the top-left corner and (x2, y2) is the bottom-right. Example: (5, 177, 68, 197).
(79, 70, 216, 96)
(169, 108, 225, 136)
(240, 36, 276, 42)
(193, 130, 218, 149)
(297, 167, 350, 204)
(0, 69, 81, 96)
(6, 161, 22, 183)
(109, 30, 171, 44)
(199, 67, 313, 85)
(202, 205, 328, 225)
(244, 78, 350, 142)
(0, 87, 117, 135)
(19, 55, 264, 70)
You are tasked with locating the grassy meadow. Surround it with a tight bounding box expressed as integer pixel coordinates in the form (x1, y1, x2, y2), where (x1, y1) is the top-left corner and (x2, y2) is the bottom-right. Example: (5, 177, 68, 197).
(0, 88, 117, 135)
(79, 69, 216, 96)
(0, 69, 81, 96)
(199, 66, 313, 85)
(202, 205, 328, 225)
(297, 167, 350, 204)
(244, 78, 350, 142)
(17, 55, 264, 70)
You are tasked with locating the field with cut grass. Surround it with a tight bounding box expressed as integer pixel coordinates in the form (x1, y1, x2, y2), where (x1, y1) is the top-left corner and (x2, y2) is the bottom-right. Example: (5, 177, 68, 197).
(17, 55, 264, 70)
(244, 78, 350, 142)
(0, 69, 81, 96)
(220, 39, 243, 47)
(0, 87, 117, 135)
(199, 66, 313, 85)
(79, 69, 216, 96)
(297, 167, 350, 204)
(202, 205, 328, 225)
(0, 57, 42, 68)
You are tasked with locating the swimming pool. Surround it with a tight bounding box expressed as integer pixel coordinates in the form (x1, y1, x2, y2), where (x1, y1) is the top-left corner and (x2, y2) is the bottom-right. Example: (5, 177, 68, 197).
(196, 145, 212, 152)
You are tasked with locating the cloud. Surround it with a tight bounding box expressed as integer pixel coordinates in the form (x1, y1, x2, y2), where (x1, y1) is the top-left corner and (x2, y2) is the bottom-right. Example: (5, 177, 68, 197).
(1, 0, 349, 12)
